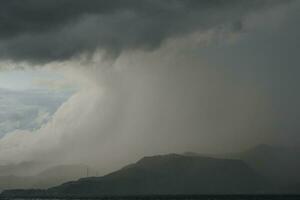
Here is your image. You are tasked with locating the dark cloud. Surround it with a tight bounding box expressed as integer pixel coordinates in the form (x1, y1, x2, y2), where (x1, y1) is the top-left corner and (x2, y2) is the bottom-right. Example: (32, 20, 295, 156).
(0, 0, 284, 63)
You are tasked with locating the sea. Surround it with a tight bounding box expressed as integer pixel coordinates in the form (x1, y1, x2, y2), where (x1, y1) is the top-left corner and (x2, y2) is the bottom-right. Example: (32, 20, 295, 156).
(1, 195, 300, 200)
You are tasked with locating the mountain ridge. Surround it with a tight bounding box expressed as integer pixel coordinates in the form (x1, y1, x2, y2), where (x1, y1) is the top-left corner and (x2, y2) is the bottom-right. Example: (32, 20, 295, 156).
(2, 153, 267, 196)
(2, 144, 300, 197)
(0, 164, 94, 190)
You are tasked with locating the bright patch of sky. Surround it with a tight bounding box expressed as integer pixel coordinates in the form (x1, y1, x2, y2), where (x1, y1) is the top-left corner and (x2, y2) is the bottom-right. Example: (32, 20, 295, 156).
(0, 69, 67, 90)
(0, 69, 75, 138)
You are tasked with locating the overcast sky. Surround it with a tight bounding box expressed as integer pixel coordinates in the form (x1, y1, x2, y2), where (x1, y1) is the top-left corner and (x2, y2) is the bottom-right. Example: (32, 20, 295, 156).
(0, 0, 299, 174)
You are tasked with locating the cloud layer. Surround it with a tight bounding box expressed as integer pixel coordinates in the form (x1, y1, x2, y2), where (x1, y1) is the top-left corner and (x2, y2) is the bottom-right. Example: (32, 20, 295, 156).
(0, 0, 283, 63)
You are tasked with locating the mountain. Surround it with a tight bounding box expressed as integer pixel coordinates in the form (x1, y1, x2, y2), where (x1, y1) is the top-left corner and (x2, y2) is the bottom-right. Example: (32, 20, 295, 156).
(2, 154, 267, 197)
(184, 144, 300, 193)
(0, 164, 93, 190)
(236, 144, 300, 189)
(4, 144, 299, 196)
(30, 164, 95, 188)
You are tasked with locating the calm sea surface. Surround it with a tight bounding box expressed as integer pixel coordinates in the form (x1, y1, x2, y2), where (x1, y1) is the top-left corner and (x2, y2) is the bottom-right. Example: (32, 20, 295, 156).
(2, 195, 300, 200)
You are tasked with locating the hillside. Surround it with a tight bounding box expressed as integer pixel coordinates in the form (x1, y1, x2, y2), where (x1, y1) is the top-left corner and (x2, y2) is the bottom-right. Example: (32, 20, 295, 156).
(184, 144, 300, 193)
(4, 145, 300, 197)
(0, 164, 93, 190)
(236, 144, 300, 185)
(2, 154, 266, 197)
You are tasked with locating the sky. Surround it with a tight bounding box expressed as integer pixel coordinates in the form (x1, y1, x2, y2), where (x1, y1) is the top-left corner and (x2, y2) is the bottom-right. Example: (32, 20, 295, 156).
(0, 69, 74, 138)
(0, 0, 299, 175)
(0, 69, 66, 90)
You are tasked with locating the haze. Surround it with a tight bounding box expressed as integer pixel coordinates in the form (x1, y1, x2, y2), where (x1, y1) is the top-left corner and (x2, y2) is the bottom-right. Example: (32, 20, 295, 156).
(0, 0, 299, 176)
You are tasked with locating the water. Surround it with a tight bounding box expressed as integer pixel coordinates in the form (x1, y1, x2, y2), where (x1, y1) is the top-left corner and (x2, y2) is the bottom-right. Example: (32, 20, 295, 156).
(2, 195, 300, 200)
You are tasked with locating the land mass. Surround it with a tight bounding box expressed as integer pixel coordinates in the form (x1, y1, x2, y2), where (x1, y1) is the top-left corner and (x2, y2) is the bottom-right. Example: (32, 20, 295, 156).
(2, 144, 300, 197)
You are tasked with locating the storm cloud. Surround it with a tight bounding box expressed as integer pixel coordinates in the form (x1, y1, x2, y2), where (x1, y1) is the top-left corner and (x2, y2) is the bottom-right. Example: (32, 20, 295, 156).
(0, 0, 284, 63)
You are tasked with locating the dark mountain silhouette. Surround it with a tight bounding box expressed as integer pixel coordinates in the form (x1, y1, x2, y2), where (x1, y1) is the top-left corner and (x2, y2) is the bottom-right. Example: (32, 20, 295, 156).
(184, 144, 300, 193)
(238, 145, 299, 178)
(0, 164, 94, 190)
(3, 144, 300, 196)
(2, 154, 267, 197)
(236, 144, 300, 191)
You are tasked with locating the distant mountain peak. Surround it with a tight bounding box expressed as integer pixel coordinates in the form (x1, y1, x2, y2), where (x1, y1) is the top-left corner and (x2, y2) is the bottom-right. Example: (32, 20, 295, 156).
(137, 153, 182, 163)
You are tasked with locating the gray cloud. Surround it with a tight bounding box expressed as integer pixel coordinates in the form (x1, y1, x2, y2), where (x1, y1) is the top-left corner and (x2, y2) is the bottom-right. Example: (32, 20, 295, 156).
(193, 1, 300, 146)
(0, 0, 285, 63)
